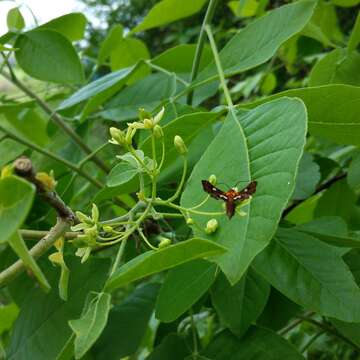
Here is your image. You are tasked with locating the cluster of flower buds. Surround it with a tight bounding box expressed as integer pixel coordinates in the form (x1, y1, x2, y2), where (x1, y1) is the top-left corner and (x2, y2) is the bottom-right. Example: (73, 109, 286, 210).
(71, 204, 100, 263)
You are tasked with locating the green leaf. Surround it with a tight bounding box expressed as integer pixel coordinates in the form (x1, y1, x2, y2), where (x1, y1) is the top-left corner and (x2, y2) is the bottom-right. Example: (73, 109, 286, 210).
(151, 43, 212, 74)
(0, 303, 19, 336)
(40, 13, 87, 41)
(141, 112, 220, 172)
(8, 257, 109, 360)
(0, 176, 35, 244)
(203, 327, 303, 359)
(57, 65, 136, 111)
(7, 7, 25, 31)
(348, 153, 360, 191)
(242, 85, 360, 146)
(296, 216, 360, 248)
(146, 333, 191, 360)
(101, 73, 176, 122)
(253, 229, 360, 322)
(15, 29, 84, 84)
(107, 162, 139, 187)
(105, 238, 226, 292)
(211, 269, 270, 338)
(257, 288, 301, 331)
(309, 48, 360, 87)
(314, 179, 357, 224)
(92, 283, 159, 360)
(197, 1, 315, 83)
(0, 139, 26, 168)
(332, 0, 360, 7)
(292, 152, 320, 200)
(69, 292, 111, 359)
(348, 12, 360, 51)
(302, 2, 343, 46)
(181, 98, 307, 284)
(132, 0, 207, 33)
(285, 193, 322, 225)
(98, 24, 124, 64)
(331, 319, 360, 347)
(155, 259, 217, 322)
(8, 232, 50, 292)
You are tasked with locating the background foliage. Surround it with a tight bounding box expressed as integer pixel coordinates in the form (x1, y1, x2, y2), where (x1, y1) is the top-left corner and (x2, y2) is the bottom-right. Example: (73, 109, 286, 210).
(1, 0, 360, 359)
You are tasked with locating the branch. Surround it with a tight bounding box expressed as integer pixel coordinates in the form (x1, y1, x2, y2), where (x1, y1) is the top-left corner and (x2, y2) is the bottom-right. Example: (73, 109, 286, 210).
(0, 68, 109, 174)
(13, 157, 76, 221)
(0, 218, 70, 287)
(20, 229, 79, 240)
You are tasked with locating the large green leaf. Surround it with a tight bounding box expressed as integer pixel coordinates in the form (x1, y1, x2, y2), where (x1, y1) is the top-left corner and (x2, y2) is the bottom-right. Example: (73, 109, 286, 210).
(309, 48, 360, 86)
(15, 29, 84, 84)
(241, 85, 360, 146)
(101, 73, 176, 122)
(181, 98, 307, 284)
(211, 269, 270, 338)
(141, 111, 220, 171)
(40, 13, 87, 41)
(0, 303, 19, 336)
(253, 229, 360, 322)
(92, 283, 159, 360)
(132, 0, 207, 33)
(203, 327, 303, 359)
(69, 292, 111, 359)
(106, 162, 139, 187)
(348, 153, 360, 191)
(155, 259, 217, 322)
(105, 238, 226, 292)
(7, 258, 109, 360)
(196, 0, 315, 83)
(0, 139, 26, 168)
(0, 176, 35, 244)
(57, 65, 136, 111)
(8, 232, 50, 292)
(296, 216, 360, 248)
(291, 152, 320, 200)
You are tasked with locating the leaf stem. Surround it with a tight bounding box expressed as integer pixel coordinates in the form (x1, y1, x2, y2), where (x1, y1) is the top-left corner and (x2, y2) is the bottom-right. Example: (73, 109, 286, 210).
(109, 237, 128, 277)
(166, 156, 188, 202)
(205, 25, 234, 109)
(187, 0, 219, 105)
(145, 60, 189, 86)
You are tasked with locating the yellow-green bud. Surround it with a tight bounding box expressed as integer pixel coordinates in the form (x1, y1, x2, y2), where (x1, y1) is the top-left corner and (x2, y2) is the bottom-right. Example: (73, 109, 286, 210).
(143, 118, 154, 129)
(158, 237, 172, 249)
(174, 135, 187, 155)
(125, 127, 136, 145)
(102, 225, 113, 233)
(205, 218, 219, 234)
(137, 191, 146, 201)
(209, 174, 217, 185)
(76, 211, 92, 224)
(153, 107, 165, 125)
(91, 203, 99, 223)
(109, 127, 126, 145)
(186, 218, 194, 225)
(153, 124, 163, 138)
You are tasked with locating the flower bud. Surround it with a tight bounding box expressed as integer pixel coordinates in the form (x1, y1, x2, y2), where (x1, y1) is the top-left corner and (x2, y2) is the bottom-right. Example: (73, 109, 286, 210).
(158, 237, 172, 249)
(76, 211, 92, 224)
(209, 174, 217, 185)
(153, 107, 165, 125)
(143, 118, 154, 129)
(205, 218, 219, 234)
(174, 135, 187, 155)
(102, 225, 113, 233)
(186, 218, 194, 225)
(91, 203, 99, 223)
(153, 124, 163, 138)
(1, 164, 13, 179)
(109, 127, 126, 145)
(125, 127, 136, 145)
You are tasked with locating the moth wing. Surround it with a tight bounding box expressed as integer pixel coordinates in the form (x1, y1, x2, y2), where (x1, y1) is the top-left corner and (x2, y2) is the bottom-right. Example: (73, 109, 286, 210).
(233, 180, 257, 201)
(201, 180, 227, 200)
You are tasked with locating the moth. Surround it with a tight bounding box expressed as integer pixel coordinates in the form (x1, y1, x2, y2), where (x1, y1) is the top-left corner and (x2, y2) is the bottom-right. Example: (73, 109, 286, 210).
(201, 180, 257, 219)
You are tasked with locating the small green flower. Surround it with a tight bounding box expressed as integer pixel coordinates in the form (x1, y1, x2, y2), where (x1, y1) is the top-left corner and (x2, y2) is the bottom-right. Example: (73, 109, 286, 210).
(209, 174, 217, 185)
(109, 127, 126, 145)
(153, 124, 163, 138)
